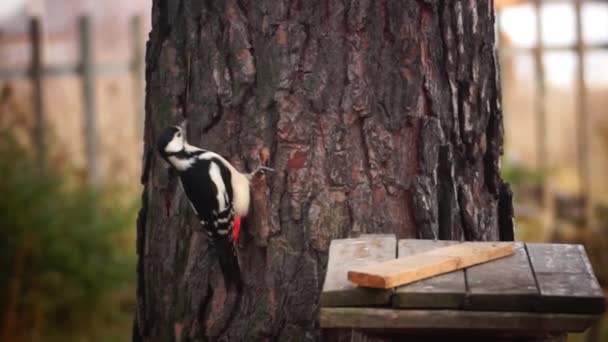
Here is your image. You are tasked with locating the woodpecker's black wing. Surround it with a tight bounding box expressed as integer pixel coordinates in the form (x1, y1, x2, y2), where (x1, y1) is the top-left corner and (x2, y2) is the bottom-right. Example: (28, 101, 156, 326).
(178, 157, 235, 240)
(178, 156, 242, 286)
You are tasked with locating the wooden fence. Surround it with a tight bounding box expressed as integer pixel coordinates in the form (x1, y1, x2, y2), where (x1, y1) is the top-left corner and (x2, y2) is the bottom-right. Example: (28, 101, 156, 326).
(496, 0, 606, 226)
(0, 15, 144, 187)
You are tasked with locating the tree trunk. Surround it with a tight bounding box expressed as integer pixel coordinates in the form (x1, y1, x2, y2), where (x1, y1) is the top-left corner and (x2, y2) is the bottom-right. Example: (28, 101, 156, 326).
(134, 0, 514, 341)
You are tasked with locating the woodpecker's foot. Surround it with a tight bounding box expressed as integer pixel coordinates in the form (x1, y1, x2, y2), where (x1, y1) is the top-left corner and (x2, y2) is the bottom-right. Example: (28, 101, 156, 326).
(255, 165, 275, 174)
(248, 165, 275, 179)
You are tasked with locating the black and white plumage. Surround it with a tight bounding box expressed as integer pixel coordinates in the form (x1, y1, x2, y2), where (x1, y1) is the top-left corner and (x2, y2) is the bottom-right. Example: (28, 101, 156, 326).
(157, 126, 270, 286)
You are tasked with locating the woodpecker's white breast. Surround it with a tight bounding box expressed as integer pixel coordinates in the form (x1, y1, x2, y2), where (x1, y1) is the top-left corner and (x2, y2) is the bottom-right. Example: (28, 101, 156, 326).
(208, 162, 227, 210)
(199, 151, 251, 217)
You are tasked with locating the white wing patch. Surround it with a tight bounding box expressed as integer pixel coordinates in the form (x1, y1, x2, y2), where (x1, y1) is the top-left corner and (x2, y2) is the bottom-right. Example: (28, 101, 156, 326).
(184, 143, 202, 153)
(168, 155, 195, 171)
(198, 151, 218, 160)
(208, 161, 227, 211)
(199, 151, 251, 217)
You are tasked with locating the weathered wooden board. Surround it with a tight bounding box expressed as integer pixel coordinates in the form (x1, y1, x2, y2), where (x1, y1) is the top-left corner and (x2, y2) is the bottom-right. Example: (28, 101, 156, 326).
(348, 242, 515, 289)
(322, 330, 568, 342)
(319, 308, 598, 333)
(527, 243, 605, 314)
(465, 242, 539, 311)
(393, 240, 465, 309)
(321, 235, 396, 307)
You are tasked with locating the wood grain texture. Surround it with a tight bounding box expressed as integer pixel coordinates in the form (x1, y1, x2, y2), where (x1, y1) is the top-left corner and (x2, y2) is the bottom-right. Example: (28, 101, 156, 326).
(527, 243, 605, 314)
(393, 239, 465, 309)
(348, 242, 515, 288)
(322, 329, 567, 342)
(321, 235, 396, 307)
(465, 242, 539, 311)
(319, 308, 598, 333)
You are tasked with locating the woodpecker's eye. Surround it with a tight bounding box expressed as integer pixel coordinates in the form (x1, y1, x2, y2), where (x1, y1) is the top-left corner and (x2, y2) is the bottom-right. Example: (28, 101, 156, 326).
(176, 133, 182, 138)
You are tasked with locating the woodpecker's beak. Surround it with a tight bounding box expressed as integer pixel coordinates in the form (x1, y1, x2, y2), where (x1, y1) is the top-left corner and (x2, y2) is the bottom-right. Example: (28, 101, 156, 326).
(156, 140, 165, 155)
(157, 126, 183, 156)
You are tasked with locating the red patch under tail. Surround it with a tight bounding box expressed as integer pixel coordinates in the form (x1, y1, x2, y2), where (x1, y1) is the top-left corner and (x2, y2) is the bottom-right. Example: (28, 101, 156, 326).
(233, 216, 241, 245)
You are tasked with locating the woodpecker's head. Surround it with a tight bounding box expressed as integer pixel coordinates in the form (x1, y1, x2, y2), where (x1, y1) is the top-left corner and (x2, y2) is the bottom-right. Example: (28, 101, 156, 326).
(157, 126, 185, 157)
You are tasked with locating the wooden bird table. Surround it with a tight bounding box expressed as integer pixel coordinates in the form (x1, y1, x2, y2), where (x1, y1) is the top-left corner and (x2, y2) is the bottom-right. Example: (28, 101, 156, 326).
(320, 235, 606, 342)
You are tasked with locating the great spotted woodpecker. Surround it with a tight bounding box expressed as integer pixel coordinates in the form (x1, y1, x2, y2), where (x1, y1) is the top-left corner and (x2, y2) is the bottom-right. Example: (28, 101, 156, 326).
(157, 126, 272, 286)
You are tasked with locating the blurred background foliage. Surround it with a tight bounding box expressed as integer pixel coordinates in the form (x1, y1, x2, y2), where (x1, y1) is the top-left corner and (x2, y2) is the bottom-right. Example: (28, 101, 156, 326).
(0, 123, 137, 341)
(0, 1, 147, 340)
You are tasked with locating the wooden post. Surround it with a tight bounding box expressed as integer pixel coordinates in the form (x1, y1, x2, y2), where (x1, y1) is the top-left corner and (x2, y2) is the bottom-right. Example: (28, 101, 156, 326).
(496, 9, 506, 101)
(79, 16, 98, 187)
(574, 0, 591, 227)
(130, 15, 145, 140)
(30, 17, 45, 168)
(533, 0, 548, 208)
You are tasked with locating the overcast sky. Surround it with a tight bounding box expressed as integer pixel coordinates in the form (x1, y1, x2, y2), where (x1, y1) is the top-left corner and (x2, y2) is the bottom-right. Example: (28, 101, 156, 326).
(501, 2, 608, 86)
(0, 0, 24, 24)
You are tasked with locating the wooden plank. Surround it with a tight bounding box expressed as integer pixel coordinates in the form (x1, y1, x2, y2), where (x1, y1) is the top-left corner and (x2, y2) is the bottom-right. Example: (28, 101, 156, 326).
(30, 17, 46, 168)
(0, 63, 131, 80)
(574, 0, 592, 226)
(393, 240, 465, 309)
(348, 242, 515, 289)
(130, 15, 145, 139)
(321, 235, 396, 307)
(533, 0, 548, 208)
(322, 329, 568, 342)
(319, 308, 599, 333)
(79, 16, 99, 187)
(527, 243, 605, 314)
(465, 242, 539, 311)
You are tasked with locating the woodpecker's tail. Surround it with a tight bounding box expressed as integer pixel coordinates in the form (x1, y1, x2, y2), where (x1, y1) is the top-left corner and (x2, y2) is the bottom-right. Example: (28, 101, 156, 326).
(214, 238, 242, 290)
(212, 238, 242, 338)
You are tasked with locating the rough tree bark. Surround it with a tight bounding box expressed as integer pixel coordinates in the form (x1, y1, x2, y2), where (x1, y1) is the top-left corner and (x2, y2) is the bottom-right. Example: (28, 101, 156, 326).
(134, 0, 514, 341)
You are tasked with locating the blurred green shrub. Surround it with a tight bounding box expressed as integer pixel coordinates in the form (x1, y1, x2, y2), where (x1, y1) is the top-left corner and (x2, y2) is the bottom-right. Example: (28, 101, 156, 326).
(0, 129, 137, 341)
(501, 162, 544, 188)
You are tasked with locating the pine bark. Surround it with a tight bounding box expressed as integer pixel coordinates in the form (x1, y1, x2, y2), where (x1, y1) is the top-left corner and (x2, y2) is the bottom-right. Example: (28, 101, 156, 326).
(134, 0, 514, 341)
